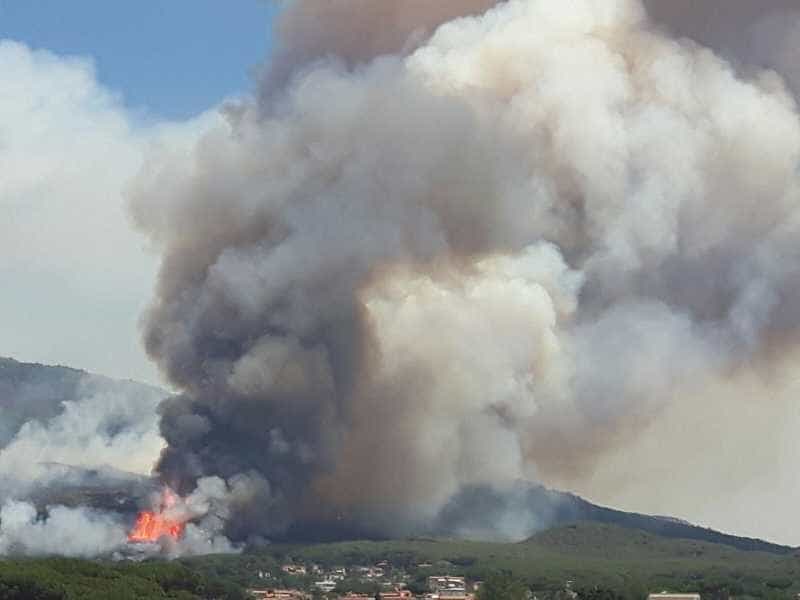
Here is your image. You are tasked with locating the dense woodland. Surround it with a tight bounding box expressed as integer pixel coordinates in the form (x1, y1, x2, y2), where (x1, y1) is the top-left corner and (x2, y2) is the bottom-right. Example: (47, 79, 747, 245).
(0, 558, 248, 600)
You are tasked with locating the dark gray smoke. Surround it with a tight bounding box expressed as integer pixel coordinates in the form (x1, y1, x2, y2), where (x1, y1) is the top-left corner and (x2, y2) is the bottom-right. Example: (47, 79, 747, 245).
(130, 0, 800, 544)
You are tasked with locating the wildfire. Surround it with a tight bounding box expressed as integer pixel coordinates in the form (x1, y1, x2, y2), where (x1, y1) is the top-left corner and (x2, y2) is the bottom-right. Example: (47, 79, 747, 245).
(128, 488, 186, 543)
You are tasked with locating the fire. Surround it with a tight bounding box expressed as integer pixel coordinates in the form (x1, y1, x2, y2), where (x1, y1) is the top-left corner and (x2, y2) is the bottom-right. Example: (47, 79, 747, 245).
(128, 488, 186, 543)
(128, 511, 185, 543)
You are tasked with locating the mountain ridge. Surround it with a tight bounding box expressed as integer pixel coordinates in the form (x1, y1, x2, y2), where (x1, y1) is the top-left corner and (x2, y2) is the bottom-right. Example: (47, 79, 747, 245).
(532, 488, 795, 554)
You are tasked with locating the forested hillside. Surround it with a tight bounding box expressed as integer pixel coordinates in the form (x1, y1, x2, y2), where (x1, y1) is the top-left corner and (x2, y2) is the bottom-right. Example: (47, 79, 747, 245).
(0, 558, 247, 600)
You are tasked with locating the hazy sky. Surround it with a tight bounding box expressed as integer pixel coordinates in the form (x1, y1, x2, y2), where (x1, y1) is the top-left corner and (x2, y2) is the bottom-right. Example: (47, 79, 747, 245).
(0, 2, 278, 383)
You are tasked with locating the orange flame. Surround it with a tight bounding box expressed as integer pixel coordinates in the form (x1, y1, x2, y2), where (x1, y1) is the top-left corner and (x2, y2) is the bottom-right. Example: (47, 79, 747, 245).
(128, 488, 186, 543)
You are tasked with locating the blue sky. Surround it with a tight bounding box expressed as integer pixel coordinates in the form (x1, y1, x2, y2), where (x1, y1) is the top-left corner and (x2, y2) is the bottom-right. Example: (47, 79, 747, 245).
(0, 0, 279, 119)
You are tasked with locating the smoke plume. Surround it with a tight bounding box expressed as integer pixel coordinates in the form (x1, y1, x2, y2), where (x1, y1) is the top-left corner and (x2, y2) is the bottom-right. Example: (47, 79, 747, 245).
(0, 501, 128, 558)
(644, 0, 800, 96)
(130, 0, 800, 543)
(260, 0, 500, 94)
(0, 365, 162, 498)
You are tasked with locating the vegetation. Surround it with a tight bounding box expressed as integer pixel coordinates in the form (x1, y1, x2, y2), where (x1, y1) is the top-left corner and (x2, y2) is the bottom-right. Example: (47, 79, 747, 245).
(1, 522, 799, 599)
(477, 571, 528, 600)
(183, 522, 800, 599)
(0, 558, 248, 600)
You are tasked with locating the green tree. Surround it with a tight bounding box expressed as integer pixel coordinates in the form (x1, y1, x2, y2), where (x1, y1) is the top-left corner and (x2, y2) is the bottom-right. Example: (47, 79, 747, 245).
(478, 571, 528, 600)
(576, 586, 625, 600)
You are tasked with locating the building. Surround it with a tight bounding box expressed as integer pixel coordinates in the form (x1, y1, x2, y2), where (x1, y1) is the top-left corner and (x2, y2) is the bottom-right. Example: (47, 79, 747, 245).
(429, 576, 467, 592)
(379, 590, 413, 600)
(281, 564, 308, 576)
(314, 580, 338, 593)
(428, 577, 466, 592)
(439, 590, 471, 600)
(648, 594, 701, 600)
(250, 590, 308, 600)
(359, 566, 385, 578)
(426, 576, 471, 600)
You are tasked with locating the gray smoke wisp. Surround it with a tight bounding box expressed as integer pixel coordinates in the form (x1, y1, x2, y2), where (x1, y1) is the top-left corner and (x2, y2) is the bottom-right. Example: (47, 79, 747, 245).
(129, 0, 800, 543)
(644, 0, 800, 97)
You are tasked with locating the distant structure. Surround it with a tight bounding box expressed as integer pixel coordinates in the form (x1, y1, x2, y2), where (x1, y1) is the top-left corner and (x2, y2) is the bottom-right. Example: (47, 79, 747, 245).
(314, 580, 338, 593)
(356, 566, 385, 579)
(281, 564, 308, 576)
(250, 590, 308, 600)
(382, 590, 412, 599)
(648, 593, 701, 600)
(427, 576, 471, 600)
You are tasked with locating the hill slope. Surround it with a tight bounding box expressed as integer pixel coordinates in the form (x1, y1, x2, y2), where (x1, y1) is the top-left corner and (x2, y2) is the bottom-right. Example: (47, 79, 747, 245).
(0, 356, 165, 446)
(424, 483, 794, 555)
(529, 488, 794, 555)
(184, 523, 800, 598)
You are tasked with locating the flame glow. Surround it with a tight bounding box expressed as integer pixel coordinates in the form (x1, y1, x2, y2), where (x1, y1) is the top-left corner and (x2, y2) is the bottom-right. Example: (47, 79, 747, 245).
(128, 488, 185, 543)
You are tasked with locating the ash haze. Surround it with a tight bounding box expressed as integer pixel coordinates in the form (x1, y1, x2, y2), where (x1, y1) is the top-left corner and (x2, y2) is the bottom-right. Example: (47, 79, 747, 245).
(3, 0, 800, 555)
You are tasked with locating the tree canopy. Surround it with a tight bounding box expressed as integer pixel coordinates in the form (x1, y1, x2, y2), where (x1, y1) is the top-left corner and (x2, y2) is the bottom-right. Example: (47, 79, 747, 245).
(478, 571, 529, 600)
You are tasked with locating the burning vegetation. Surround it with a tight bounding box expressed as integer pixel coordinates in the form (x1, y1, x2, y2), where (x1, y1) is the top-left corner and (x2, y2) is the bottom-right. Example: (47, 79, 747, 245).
(128, 488, 185, 543)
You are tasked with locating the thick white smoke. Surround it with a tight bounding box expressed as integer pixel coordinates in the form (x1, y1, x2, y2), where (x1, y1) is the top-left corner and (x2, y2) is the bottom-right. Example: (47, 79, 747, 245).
(0, 366, 164, 558)
(0, 370, 249, 556)
(0, 371, 164, 501)
(130, 0, 800, 544)
(161, 477, 243, 557)
(0, 501, 127, 558)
